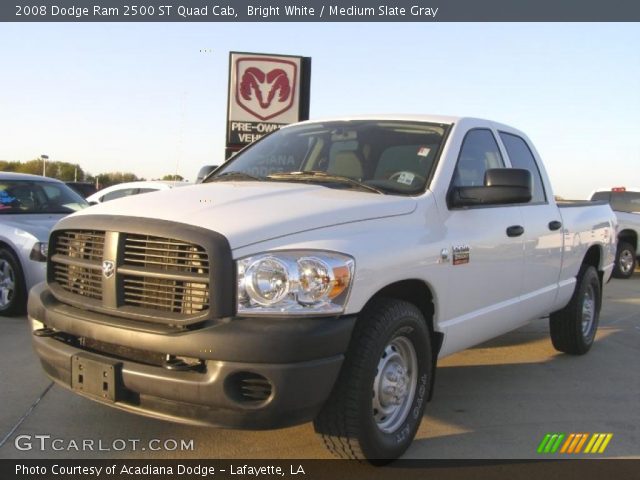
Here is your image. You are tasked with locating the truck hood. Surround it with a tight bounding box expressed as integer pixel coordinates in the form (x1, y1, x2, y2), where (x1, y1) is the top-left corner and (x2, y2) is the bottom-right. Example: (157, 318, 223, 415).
(73, 181, 417, 249)
(1, 213, 67, 242)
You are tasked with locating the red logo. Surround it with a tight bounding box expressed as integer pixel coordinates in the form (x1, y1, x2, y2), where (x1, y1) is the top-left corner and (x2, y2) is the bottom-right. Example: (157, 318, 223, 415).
(235, 57, 297, 121)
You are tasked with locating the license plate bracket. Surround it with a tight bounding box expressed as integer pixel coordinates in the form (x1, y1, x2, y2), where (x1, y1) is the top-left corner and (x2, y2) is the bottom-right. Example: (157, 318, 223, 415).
(71, 353, 122, 402)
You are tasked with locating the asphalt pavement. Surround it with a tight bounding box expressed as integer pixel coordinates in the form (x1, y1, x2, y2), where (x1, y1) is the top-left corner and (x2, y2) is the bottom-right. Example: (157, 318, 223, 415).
(1, 274, 638, 460)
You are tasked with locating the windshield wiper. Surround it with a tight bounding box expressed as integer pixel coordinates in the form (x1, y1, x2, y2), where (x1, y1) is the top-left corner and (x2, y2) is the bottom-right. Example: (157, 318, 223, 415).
(267, 171, 384, 194)
(205, 171, 263, 183)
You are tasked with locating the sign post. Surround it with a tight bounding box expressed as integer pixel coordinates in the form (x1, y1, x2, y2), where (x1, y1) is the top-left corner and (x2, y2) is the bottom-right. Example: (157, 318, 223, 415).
(226, 52, 311, 159)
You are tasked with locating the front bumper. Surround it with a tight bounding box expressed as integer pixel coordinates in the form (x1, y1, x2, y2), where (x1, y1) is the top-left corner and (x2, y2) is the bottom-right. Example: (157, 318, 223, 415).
(28, 283, 356, 429)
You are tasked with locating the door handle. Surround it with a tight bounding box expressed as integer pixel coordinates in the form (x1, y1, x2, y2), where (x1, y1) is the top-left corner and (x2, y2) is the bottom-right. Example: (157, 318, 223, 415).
(548, 220, 563, 231)
(506, 225, 525, 237)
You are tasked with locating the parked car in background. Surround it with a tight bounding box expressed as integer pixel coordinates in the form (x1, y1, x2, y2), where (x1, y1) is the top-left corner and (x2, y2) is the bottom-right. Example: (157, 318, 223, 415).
(195, 165, 219, 183)
(86, 180, 190, 204)
(591, 187, 640, 278)
(65, 182, 98, 198)
(0, 172, 88, 315)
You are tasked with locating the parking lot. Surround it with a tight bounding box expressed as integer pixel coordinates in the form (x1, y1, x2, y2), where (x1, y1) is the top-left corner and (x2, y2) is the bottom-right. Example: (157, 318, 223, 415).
(1, 274, 638, 460)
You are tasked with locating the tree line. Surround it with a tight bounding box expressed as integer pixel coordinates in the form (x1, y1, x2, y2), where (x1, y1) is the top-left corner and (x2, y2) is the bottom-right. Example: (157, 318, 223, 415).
(0, 159, 183, 188)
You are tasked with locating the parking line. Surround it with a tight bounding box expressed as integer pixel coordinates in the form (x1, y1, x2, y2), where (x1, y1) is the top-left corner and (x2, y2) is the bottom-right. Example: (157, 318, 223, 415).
(0, 382, 54, 449)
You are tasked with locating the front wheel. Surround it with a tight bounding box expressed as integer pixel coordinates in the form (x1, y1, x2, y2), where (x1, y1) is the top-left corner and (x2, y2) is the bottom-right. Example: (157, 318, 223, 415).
(549, 265, 601, 355)
(612, 241, 636, 279)
(313, 298, 432, 461)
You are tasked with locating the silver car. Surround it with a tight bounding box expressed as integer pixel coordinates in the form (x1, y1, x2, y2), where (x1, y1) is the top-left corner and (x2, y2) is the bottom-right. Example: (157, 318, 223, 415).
(0, 172, 88, 315)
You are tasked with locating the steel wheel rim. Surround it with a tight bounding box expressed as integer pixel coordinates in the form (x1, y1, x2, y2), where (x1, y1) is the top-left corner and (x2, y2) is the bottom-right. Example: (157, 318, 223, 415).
(581, 284, 596, 336)
(372, 336, 418, 434)
(619, 249, 634, 274)
(0, 259, 16, 308)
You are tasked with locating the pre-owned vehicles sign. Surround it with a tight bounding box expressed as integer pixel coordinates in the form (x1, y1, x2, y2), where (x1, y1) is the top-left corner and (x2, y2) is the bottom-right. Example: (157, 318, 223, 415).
(226, 52, 311, 157)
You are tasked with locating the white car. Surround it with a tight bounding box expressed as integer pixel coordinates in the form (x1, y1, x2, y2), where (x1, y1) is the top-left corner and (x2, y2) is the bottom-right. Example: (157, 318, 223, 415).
(0, 172, 88, 315)
(591, 187, 640, 278)
(86, 180, 190, 204)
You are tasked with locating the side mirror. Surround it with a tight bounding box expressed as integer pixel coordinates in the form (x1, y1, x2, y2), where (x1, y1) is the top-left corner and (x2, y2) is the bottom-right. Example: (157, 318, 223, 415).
(449, 168, 532, 208)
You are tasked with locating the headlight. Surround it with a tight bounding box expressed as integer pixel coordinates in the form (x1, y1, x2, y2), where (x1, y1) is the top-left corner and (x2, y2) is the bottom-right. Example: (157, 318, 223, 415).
(29, 242, 48, 262)
(237, 251, 354, 316)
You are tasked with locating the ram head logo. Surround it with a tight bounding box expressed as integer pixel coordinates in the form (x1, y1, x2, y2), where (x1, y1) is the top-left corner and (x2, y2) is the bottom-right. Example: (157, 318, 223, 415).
(235, 58, 297, 121)
(102, 260, 115, 279)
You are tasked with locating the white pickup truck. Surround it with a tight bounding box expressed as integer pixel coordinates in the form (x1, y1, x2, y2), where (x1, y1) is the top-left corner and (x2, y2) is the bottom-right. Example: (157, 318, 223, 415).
(29, 115, 616, 461)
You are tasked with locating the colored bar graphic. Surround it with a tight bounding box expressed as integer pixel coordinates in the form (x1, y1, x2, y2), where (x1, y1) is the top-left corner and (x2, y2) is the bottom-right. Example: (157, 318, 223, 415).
(539, 433, 612, 454)
(537, 434, 552, 453)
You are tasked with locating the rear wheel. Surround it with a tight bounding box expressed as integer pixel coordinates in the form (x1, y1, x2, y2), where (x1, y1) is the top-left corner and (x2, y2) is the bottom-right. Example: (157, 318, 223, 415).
(0, 248, 27, 316)
(549, 265, 601, 355)
(313, 298, 432, 461)
(612, 241, 636, 279)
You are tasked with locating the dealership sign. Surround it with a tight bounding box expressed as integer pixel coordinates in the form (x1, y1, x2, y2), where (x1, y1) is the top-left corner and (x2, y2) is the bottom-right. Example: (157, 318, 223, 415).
(226, 52, 311, 157)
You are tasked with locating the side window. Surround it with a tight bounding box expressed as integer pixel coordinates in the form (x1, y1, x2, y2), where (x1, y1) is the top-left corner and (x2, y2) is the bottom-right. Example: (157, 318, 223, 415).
(500, 132, 546, 203)
(102, 188, 138, 202)
(453, 129, 504, 187)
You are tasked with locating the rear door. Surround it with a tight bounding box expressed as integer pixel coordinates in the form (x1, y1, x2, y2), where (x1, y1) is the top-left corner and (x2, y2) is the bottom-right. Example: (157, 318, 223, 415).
(498, 131, 564, 317)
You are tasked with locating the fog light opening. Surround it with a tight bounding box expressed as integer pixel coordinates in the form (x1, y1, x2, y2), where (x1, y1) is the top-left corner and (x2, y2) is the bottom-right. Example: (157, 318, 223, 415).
(224, 371, 273, 405)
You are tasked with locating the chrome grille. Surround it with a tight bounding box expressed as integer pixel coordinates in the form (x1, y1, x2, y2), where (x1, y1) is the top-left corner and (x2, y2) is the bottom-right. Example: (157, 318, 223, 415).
(52, 262, 103, 300)
(55, 230, 105, 262)
(123, 234, 209, 274)
(51, 230, 105, 301)
(49, 229, 210, 320)
(122, 276, 209, 314)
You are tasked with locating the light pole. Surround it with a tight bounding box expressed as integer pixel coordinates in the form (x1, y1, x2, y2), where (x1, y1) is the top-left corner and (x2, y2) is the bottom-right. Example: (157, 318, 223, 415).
(40, 154, 49, 177)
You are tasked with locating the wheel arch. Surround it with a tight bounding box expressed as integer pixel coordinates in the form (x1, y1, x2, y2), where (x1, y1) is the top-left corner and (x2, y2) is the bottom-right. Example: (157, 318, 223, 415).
(0, 239, 28, 279)
(581, 244, 606, 296)
(618, 229, 638, 251)
(362, 279, 441, 357)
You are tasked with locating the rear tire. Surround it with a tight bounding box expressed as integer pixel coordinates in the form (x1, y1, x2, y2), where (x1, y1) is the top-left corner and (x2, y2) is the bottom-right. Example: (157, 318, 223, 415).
(0, 248, 27, 316)
(313, 298, 432, 461)
(612, 241, 636, 279)
(549, 265, 600, 355)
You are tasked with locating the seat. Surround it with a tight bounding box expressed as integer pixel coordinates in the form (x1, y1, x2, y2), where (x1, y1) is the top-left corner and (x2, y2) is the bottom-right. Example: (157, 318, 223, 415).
(10, 186, 36, 211)
(327, 151, 364, 179)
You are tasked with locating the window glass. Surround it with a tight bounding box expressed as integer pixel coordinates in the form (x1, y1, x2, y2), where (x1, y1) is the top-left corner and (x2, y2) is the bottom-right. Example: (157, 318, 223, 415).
(453, 129, 504, 187)
(210, 121, 449, 195)
(611, 192, 640, 213)
(590, 191, 611, 202)
(500, 132, 546, 203)
(374, 144, 437, 182)
(0, 180, 88, 214)
(102, 188, 139, 202)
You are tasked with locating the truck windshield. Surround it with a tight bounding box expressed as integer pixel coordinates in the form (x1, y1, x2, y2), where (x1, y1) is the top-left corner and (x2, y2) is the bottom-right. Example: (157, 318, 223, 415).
(208, 120, 449, 195)
(0, 180, 89, 214)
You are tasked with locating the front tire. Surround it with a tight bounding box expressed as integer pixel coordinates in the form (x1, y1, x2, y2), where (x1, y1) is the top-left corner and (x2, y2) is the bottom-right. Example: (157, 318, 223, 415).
(0, 248, 27, 316)
(612, 241, 636, 279)
(549, 265, 601, 355)
(313, 298, 432, 461)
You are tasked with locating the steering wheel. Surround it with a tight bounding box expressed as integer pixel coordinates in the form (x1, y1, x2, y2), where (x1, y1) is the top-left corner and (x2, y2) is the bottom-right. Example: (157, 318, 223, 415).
(388, 171, 426, 186)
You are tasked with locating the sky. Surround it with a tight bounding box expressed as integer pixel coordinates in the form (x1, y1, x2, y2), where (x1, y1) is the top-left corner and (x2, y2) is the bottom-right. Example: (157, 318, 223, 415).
(0, 22, 638, 198)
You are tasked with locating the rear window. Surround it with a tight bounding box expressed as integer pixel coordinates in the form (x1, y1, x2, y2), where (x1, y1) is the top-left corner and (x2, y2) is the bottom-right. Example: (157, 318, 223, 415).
(591, 191, 640, 213)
